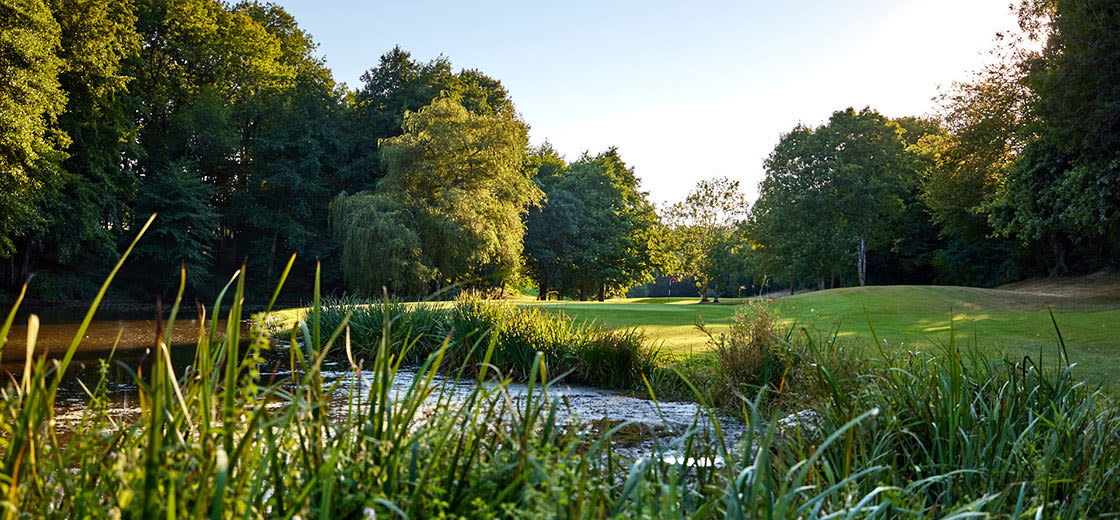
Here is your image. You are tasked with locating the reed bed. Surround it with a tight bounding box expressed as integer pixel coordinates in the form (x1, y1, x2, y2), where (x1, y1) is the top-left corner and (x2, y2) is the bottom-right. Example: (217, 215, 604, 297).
(0, 221, 1117, 517)
(317, 295, 658, 390)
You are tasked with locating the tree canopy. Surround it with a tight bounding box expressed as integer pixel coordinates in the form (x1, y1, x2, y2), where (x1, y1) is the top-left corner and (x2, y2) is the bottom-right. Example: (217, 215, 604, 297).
(331, 96, 541, 296)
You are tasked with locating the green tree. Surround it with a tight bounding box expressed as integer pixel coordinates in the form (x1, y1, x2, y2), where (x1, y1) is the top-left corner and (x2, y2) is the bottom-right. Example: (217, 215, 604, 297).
(128, 161, 218, 294)
(31, 0, 141, 267)
(333, 96, 541, 295)
(0, 0, 67, 257)
(751, 108, 913, 288)
(664, 177, 749, 302)
(329, 192, 431, 296)
(344, 47, 456, 190)
(522, 143, 578, 299)
(553, 149, 663, 301)
(993, 0, 1120, 268)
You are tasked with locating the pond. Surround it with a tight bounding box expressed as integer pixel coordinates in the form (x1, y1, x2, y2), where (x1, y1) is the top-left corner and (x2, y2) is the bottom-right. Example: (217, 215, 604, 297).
(2, 305, 750, 461)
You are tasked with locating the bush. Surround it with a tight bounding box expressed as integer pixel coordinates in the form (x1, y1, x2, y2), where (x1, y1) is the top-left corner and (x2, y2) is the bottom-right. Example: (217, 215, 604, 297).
(686, 302, 800, 408)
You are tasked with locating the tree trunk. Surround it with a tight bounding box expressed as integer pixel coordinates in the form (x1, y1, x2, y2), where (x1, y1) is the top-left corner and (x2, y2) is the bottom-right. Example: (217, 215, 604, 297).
(1050, 231, 1069, 274)
(700, 279, 709, 303)
(857, 234, 867, 287)
(579, 286, 588, 301)
(596, 284, 605, 302)
(538, 284, 546, 301)
(267, 229, 280, 280)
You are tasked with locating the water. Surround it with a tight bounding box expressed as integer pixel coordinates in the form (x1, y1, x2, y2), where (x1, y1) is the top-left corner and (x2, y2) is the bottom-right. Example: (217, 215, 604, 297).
(3, 311, 750, 462)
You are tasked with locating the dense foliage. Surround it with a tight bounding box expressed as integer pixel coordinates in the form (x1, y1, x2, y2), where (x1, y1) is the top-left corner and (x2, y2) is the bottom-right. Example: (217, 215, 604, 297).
(3, 0, 1119, 302)
(331, 96, 542, 296)
(523, 147, 664, 301)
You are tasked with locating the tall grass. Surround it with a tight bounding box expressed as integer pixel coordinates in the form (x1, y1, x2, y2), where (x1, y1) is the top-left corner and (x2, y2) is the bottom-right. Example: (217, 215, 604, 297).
(0, 223, 1118, 517)
(317, 295, 659, 390)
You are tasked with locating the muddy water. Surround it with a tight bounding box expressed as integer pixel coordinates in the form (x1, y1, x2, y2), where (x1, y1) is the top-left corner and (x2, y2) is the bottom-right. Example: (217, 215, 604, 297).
(1, 309, 248, 422)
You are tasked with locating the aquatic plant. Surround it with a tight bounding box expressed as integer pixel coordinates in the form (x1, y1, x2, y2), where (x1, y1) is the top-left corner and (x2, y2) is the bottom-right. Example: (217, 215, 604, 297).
(0, 220, 1117, 517)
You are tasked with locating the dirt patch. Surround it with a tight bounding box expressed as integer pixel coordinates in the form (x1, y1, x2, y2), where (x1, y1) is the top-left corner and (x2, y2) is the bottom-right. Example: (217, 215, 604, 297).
(998, 270, 1120, 305)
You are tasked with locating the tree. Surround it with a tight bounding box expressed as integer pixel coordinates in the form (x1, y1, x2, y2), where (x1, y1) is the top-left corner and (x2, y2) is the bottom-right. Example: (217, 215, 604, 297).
(750, 108, 914, 288)
(552, 149, 664, 301)
(31, 0, 140, 266)
(332, 96, 542, 295)
(343, 47, 457, 190)
(522, 144, 578, 299)
(0, 0, 67, 258)
(916, 43, 1030, 245)
(993, 0, 1120, 268)
(664, 177, 749, 302)
(128, 161, 218, 294)
(329, 192, 431, 296)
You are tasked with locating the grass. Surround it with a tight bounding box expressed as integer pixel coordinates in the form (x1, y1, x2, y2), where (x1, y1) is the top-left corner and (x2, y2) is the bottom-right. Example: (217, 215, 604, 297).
(313, 295, 659, 390)
(517, 299, 744, 356)
(485, 282, 1120, 392)
(4, 228, 1120, 516)
(771, 284, 1120, 391)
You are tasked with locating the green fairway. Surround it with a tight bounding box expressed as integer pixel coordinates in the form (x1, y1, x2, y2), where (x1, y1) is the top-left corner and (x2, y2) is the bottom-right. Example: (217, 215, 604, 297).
(770, 285, 1120, 390)
(273, 278, 1120, 390)
(517, 281, 1120, 391)
(517, 299, 744, 355)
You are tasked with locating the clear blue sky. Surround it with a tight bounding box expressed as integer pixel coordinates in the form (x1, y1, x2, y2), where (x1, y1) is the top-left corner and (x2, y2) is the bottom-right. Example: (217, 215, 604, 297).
(269, 0, 1019, 206)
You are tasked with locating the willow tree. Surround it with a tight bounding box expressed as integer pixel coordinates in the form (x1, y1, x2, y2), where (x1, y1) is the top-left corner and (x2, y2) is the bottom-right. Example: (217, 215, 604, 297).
(331, 96, 541, 295)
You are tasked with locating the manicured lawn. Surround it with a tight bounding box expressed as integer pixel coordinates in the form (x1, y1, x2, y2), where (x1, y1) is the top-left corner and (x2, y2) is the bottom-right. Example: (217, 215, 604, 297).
(771, 285, 1120, 391)
(517, 298, 744, 356)
(522, 284, 1120, 391)
(272, 280, 1119, 391)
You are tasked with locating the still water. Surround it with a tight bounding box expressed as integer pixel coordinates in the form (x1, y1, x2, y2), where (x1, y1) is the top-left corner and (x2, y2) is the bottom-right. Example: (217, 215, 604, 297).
(2, 305, 751, 459)
(1, 305, 249, 413)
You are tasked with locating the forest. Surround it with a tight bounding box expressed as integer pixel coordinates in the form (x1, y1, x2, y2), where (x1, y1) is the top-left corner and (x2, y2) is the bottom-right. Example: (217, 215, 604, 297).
(2, 0, 1118, 303)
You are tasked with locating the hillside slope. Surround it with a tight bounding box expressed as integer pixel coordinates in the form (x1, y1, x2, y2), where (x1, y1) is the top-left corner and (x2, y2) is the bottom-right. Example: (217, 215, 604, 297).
(775, 280, 1120, 390)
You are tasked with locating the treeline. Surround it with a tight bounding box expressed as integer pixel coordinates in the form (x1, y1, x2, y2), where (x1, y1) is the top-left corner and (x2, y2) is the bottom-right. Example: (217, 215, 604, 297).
(0, 0, 535, 300)
(3, 0, 1118, 303)
(652, 0, 1120, 298)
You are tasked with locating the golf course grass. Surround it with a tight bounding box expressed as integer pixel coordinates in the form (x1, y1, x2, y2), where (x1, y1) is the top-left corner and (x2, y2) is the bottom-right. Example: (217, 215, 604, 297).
(519, 274, 1120, 392)
(271, 273, 1119, 391)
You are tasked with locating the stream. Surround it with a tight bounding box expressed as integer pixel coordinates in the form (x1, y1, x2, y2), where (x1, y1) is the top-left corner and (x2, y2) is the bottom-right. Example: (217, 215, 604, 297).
(2, 311, 753, 464)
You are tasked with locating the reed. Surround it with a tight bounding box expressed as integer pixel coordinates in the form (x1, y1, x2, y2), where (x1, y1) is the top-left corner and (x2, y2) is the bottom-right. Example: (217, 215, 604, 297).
(0, 223, 1117, 517)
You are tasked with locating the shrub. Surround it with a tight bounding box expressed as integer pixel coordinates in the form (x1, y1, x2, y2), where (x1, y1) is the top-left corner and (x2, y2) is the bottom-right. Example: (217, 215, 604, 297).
(698, 302, 798, 407)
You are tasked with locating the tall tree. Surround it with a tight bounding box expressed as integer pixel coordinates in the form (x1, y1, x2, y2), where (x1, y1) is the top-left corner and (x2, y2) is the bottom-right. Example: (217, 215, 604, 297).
(522, 143, 578, 299)
(0, 0, 67, 259)
(129, 161, 218, 293)
(551, 149, 664, 301)
(751, 108, 914, 288)
(664, 177, 749, 302)
(993, 0, 1120, 269)
(30, 0, 141, 269)
(333, 96, 542, 296)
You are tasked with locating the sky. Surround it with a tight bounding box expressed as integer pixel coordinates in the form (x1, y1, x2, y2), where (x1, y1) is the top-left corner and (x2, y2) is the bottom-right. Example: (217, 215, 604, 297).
(269, 0, 1019, 206)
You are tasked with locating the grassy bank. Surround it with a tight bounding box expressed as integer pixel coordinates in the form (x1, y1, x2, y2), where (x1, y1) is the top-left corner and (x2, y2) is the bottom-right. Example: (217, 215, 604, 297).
(497, 280, 1120, 391)
(314, 295, 658, 390)
(4, 262, 1120, 516)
